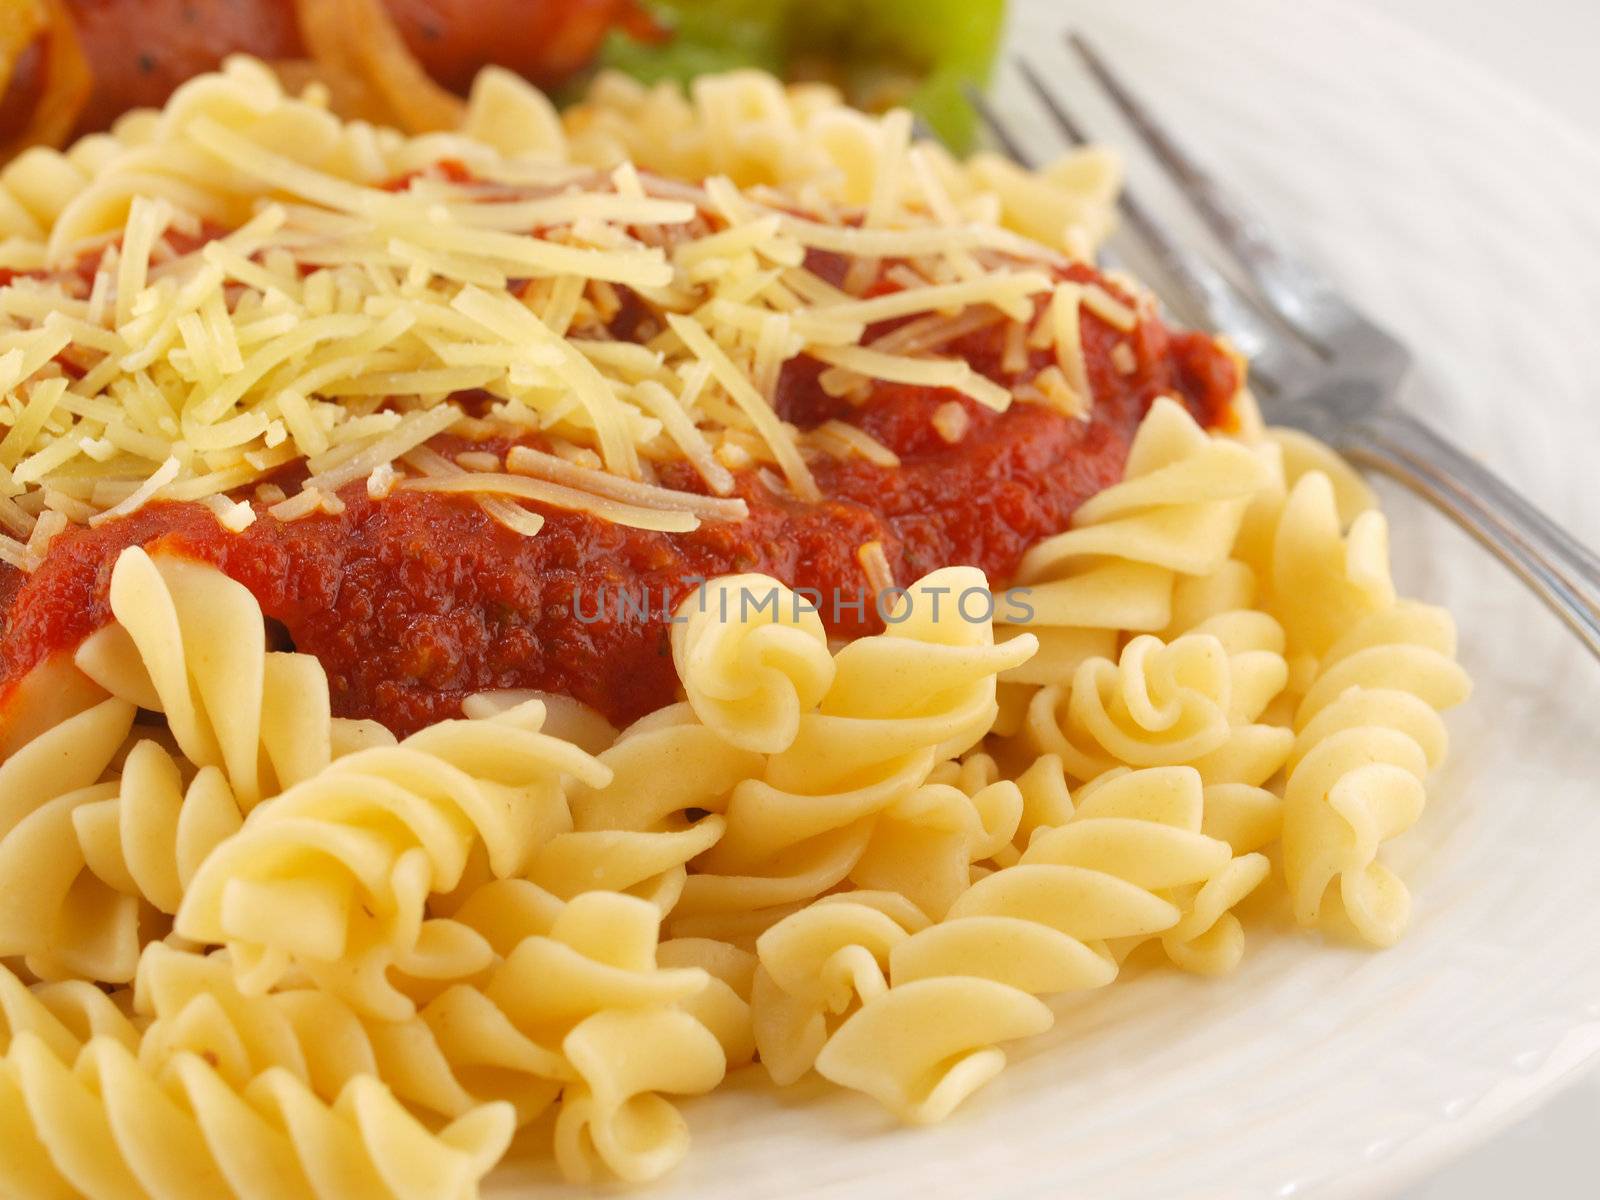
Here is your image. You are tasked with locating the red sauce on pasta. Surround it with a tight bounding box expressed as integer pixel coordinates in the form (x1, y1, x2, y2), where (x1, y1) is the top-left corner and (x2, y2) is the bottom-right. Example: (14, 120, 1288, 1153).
(0, 268, 1237, 734)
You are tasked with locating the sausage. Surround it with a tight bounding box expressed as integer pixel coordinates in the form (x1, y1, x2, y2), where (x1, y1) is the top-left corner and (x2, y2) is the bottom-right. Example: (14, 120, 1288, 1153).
(0, 0, 658, 144)
(68, 0, 303, 133)
(382, 0, 665, 93)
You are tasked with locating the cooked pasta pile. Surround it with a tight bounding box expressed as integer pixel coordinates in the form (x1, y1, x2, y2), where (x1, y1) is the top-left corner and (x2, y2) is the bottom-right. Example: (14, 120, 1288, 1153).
(0, 54, 1471, 1200)
(0, 394, 1468, 1194)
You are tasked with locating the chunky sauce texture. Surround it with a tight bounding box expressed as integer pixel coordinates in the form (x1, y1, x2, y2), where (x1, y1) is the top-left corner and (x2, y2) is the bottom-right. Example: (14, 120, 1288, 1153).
(0, 266, 1236, 734)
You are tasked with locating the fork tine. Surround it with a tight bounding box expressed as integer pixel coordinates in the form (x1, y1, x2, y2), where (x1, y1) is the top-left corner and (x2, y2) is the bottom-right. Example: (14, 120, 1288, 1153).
(1013, 59, 1093, 146)
(962, 84, 1038, 168)
(1000, 61, 1320, 390)
(1068, 32, 1383, 354)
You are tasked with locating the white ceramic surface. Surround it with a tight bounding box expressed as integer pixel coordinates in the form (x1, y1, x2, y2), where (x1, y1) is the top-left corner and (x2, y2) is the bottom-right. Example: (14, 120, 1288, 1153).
(495, 1, 1600, 1194)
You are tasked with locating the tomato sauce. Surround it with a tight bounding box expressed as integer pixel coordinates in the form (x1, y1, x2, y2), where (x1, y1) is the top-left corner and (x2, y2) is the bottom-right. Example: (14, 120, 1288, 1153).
(0, 268, 1236, 735)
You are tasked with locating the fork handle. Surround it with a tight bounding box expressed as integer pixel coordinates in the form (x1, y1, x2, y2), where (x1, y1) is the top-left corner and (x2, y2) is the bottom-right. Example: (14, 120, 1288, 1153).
(1332, 406, 1600, 660)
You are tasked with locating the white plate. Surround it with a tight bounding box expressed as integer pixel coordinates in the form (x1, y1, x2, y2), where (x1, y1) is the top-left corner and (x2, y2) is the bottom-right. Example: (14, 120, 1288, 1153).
(494, 1, 1600, 1195)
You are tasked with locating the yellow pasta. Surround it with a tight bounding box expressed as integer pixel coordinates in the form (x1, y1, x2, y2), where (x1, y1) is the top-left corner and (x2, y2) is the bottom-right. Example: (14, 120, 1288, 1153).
(0, 697, 140, 982)
(0, 420, 1469, 1186)
(814, 766, 1265, 1121)
(0, 1034, 512, 1200)
(670, 573, 835, 753)
(1282, 601, 1471, 945)
(74, 546, 336, 808)
(176, 699, 609, 1019)
(1016, 624, 1293, 788)
(0, 39, 1484, 1195)
(999, 397, 1274, 685)
(674, 566, 1037, 937)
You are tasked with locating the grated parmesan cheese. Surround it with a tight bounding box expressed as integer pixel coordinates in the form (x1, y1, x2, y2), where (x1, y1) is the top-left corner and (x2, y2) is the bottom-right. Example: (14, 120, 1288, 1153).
(931, 401, 971, 444)
(0, 58, 1134, 567)
(857, 540, 895, 596)
(811, 345, 1011, 412)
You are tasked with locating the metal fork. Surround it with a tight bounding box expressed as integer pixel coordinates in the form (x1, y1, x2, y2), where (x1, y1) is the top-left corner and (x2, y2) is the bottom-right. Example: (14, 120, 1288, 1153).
(968, 34, 1600, 661)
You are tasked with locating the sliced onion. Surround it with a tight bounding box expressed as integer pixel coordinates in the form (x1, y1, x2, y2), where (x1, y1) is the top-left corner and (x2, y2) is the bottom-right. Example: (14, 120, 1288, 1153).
(0, 0, 89, 158)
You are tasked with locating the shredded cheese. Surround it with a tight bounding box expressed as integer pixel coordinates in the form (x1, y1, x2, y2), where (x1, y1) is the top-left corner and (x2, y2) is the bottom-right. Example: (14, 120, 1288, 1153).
(857, 540, 895, 596)
(1047, 283, 1093, 412)
(0, 58, 1132, 568)
(667, 314, 819, 502)
(505, 445, 748, 522)
(931, 401, 971, 444)
(811, 345, 1011, 412)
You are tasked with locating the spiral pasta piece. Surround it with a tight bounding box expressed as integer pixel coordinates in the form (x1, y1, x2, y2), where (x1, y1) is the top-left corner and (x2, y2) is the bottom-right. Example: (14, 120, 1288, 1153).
(541, 703, 758, 915)
(814, 976, 1054, 1125)
(0, 1033, 513, 1200)
(1232, 424, 1380, 579)
(850, 772, 1024, 918)
(0, 697, 141, 982)
(811, 765, 1267, 1122)
(749, 892, 929, 1085)
(563, 68, 1121, 254)
(451, 888, 726, 1183)
(1058, 768, 1271, 974)
(568, 704, 763, 834)
(143, 886, 727, 1175)
(1260, 472, 1396, 660)
(0, 964, 140, 1061)
(74, 547, 336, 809)
(73, 743, 244, 923)
(1019, 624, 1292, 788)
(41, 59, 403, 257)
(671, 575, 835, 753)
(0, 131, 124, 245)
(674, 567, 1036, 934)
(1282, 602, 1471, 945)
(176, 700, 610, 1019)
(1000, 397, 1274, 686)
(555, 1008, 726, 1185)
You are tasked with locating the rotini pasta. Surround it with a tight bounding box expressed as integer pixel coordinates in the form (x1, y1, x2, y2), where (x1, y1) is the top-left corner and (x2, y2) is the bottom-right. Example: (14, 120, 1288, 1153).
(1017, 624, 1293, 788)
(141, 889, 729, 1185)
(541, 703, 760, 915)
(999, 397, 1275, 685)
(670, 573, 835, 754)
(562, 69, 1120, 253)
(0, 1033, 513, 1200)
(0, 697, 140, 982)
(673, 567, 1037, 935)
(1259, 471, 1396, 662)
(74, 548, 335, 809)
(1281, 601, 1471, 945)
(176, 698, 610, 1019)
(749, 891, 930, 1085)
(814, 766, 1265, 1121)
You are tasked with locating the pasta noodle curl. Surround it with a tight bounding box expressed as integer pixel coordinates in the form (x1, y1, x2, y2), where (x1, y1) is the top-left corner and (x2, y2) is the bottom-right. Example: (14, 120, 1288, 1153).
(0, 1031, 512, 1200)
(1018, 623, 1292, 788)
(1259, 471, 1396, 661)
(814, 766, 1265, 1121)
(0, 696, 140, 982)
(176, 700, 610, 1019)
(74, 547, 337, 809)
(670, 574, 835, 753)
(1000, 397, 1274, 686)
(139, 889, 727, 1186)
(1281, 601, 1470, 945)
(673, 567, 1037, 936)
(748, 891, 929, 1085)
(547, 704, 758, 915)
